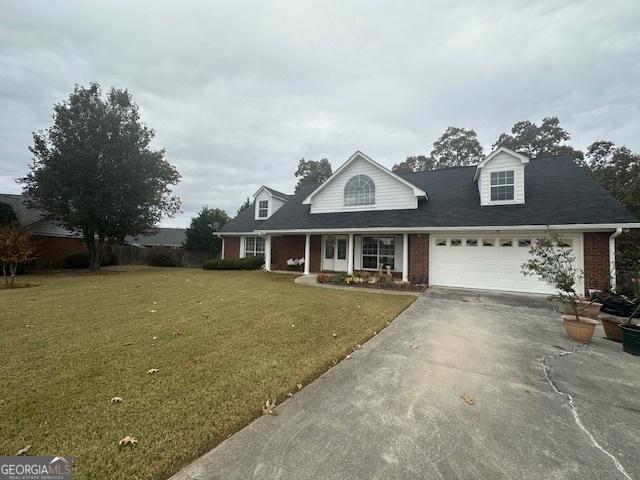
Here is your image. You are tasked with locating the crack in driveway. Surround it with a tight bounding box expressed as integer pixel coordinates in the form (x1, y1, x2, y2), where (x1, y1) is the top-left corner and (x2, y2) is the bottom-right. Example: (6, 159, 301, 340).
(541, 345, 633, 480)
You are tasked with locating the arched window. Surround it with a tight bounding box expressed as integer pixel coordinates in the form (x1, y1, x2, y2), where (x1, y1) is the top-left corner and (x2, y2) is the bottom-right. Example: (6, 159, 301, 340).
(344, 175, 375, 206)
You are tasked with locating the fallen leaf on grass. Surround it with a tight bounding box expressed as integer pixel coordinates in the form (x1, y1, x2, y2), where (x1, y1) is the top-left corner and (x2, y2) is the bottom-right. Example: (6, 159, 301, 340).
(24, 325, 34, 328)
(150, 310, 157, 313)
(460, 393, 475, 405)
(152, 336, 158, 340)
(345, 354, 352, 359)
(262, 399, 278, 416)
(173, 331, 182, 336)
(332, 333, 337, 338)
(118, 436, 138, 447)
(111, 397, 123, 404)
(16, 445, 31, 455)
(286, 393, 293, 398)
(122, 342, 133, 346)
(147, 368, 158, 375)
(296, 383, 302, 390)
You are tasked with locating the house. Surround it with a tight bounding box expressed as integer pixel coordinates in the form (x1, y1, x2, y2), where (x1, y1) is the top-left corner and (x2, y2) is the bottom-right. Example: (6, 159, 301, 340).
(218, 148, 639, 294)
(0, 193, 86, 267)
(125, 228, 186, 248)
(1, 193, 187, 266)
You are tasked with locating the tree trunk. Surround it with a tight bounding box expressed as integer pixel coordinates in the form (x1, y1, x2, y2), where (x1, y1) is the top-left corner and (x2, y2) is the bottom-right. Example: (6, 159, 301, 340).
(2, 263, 7, 286)
(85, 231, 100, 271)
(9, 262, 17, 287)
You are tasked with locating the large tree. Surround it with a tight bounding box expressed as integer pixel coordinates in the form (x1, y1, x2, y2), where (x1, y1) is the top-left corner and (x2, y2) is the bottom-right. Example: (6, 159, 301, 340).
(294, 158, 332, 192)
(237, 197, 252, 215)
(0, 201, 17, 226)
(493, 116, 584, 161)
(183, 206, 230, 255)
(20, 83, 180, 270)
(428, 126, 484, 169)
(585, 141, 640, 218)
(391, 155, 435, 173)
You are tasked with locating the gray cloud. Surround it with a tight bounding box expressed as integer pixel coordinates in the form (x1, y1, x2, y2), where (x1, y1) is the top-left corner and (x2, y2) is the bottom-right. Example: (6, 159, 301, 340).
(1, 0, 639, 226)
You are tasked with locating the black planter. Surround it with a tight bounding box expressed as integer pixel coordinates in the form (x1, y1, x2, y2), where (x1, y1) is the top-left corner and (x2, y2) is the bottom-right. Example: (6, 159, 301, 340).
(620, 324, 640, 356)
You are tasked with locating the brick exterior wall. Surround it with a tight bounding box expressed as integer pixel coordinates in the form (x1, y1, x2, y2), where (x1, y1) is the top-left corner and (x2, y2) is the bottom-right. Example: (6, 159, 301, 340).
(583, 232, 610, 292)
(33, 235, 87, 268)
(271, 235, 306, 270)
(310, 235, 322, 272)
(408, 233, 429, 284)
(223, 237, 240, 260)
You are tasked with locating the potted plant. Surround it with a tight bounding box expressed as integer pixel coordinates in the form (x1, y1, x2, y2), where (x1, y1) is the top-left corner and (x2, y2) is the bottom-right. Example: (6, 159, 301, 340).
(620, 303, 640, 355)
(522, 231, 600, 343)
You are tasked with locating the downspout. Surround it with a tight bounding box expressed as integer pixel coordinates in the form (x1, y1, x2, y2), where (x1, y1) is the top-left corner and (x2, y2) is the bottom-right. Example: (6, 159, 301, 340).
(216, 234, 224, 260)
(609, 228, 623, 291)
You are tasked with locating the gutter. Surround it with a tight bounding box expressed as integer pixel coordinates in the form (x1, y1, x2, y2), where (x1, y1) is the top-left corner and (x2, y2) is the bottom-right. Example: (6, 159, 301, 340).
(609, 227, 623, 291)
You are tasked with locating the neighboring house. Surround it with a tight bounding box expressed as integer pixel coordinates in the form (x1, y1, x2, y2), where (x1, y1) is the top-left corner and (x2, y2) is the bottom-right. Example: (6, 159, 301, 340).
(0, 193, 86, 267)
(218, 148, 640, 294)
(125, 228, 186, 248)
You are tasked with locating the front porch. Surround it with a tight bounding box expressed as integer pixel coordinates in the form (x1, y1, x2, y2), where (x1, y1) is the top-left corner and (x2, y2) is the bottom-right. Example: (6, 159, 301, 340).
(224, 232, 430, 284)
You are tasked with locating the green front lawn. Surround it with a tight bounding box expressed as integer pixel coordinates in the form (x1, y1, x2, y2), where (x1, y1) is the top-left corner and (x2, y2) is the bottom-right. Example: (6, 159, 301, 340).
(0, 268, 413, 479)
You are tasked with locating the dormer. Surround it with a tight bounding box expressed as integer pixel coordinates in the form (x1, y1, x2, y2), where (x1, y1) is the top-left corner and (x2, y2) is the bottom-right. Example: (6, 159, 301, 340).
(302, 151, 427, 214)
(474, 147, 529, 206)
(253, 186, 289, 220)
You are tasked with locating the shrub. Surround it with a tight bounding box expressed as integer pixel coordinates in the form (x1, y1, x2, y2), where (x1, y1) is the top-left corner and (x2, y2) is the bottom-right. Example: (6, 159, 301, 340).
(202, 256, 264, 270)
(316, 273, 331, 283)
(330, 273, 348, 283)
(64, 252, 120, 269)
(146, 253, 179, 267)
(64, 253, 90, 269)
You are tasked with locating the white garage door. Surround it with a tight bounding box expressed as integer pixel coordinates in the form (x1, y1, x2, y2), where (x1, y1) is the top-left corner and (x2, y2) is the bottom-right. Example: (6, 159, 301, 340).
(429, 234, 583, 294)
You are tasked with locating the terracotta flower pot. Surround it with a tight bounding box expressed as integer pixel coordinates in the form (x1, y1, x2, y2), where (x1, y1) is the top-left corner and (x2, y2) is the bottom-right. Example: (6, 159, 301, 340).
(599, 314, 624, 343)
(561, 315, 599, 343)
(563, 301, 603, 319)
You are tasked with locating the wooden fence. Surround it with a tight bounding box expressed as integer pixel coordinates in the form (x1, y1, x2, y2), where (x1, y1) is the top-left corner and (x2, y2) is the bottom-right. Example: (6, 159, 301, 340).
(109, 245, 215, 267)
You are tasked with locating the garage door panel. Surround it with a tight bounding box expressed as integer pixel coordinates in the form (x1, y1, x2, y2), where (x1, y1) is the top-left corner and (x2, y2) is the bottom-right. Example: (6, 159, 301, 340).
(429, 235, 582, 294)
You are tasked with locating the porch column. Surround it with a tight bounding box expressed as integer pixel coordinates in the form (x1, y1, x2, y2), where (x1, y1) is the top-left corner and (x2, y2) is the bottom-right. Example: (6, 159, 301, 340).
(304, 233, 311, 274)
(221, 238, 225, 259)
(402, 233, 409, 282)
(347, 233, 354, 275)
(264, 235, 272, 271)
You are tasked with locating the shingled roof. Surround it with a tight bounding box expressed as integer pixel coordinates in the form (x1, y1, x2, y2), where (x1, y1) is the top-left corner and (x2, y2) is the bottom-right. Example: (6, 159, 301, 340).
(219, 155, 638, 233)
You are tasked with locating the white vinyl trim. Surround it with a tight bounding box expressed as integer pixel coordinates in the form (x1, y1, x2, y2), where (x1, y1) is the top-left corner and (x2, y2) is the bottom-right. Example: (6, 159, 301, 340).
(247, 223, 640, 235)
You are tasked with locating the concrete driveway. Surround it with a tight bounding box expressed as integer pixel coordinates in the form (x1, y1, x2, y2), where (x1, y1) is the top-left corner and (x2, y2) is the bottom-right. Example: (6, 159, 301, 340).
(172, 288, 639, 480)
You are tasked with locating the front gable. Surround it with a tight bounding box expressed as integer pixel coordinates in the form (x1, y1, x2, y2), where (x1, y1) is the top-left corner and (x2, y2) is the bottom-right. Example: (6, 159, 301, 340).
(303, 151, 426, 214)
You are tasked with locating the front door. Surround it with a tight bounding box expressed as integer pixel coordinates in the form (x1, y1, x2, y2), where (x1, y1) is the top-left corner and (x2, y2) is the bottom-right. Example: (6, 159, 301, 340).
(322, 235, 348, 272)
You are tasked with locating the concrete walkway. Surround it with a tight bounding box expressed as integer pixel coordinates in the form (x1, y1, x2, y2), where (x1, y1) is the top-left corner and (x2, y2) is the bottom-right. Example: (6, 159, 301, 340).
(171, 288, 640, 480)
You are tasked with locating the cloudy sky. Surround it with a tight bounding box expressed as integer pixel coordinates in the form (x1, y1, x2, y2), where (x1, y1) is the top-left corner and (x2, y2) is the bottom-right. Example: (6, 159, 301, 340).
(1, 0, 639, 227)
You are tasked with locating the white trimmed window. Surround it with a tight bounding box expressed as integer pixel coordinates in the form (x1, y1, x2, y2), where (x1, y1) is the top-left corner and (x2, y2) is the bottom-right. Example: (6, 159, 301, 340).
(245, 236, 265, 257)
(344, 175, 375, 207)
(490, 170, 515, 201)
(258, 200, 269, 218)
(362, 236, 394, 269)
